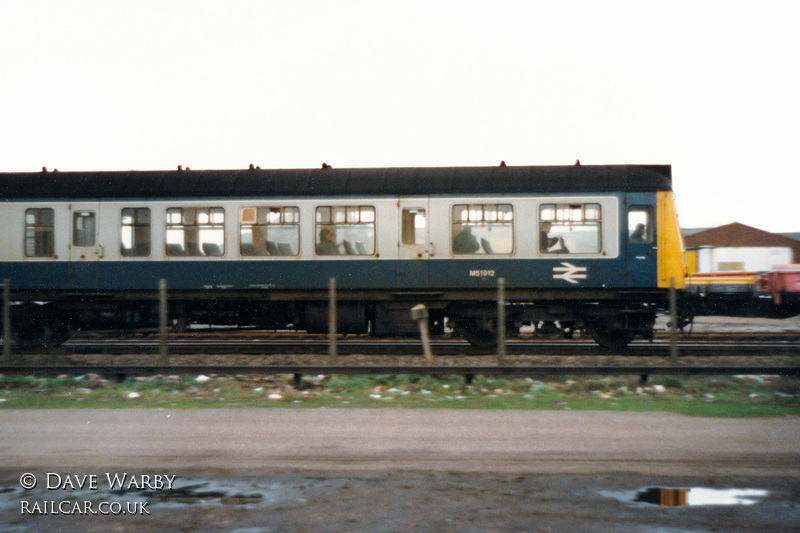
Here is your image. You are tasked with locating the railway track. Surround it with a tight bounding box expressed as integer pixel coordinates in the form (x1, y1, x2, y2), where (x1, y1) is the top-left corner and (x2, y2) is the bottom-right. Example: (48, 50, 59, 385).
(1, 333, 797, 380)
(29, 336, 800, 357)
(1, 328, 796, 380)
(1, 364, 799, 381)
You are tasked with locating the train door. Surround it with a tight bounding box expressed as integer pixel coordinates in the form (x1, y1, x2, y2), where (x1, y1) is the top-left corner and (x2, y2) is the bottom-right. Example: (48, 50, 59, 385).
(397, 200, 431, 287)
(68, 203, 105, 288)
(626, 203, 657, 287)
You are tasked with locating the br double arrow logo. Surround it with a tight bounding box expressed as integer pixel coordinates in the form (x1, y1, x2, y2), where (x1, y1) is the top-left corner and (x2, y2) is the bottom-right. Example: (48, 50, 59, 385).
(552, 262, 587, 284)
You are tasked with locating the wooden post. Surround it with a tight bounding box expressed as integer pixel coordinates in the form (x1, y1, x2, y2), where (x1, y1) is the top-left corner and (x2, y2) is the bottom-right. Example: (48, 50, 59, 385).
(669, 277, 678, 364)
(328, 277, 337, 360)
(3, 279, 11, 360)
(410, 304, 434, 364)
(497, 277, 506, 365)
(159, 278, 169, 362)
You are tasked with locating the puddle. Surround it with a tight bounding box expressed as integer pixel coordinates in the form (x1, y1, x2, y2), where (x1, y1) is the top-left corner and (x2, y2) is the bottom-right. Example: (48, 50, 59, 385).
(113, 481, 265, 505)
(0, 478, 303, 510)
(683, 488, 769, 506)
(129, 478, 302, 507)
(635, 487, 689, 506)
(604, 487, 770, 507)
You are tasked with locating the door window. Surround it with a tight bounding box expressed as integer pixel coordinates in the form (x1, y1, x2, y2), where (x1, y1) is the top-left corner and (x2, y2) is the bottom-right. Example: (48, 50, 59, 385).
(628, 206, 653, 244)
(73, 211, 96, 247)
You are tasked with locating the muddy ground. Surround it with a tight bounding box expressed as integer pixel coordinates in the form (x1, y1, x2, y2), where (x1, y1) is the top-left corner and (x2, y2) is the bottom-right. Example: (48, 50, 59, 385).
(1, 408, 798, 532)
(2, 471, 799, 533)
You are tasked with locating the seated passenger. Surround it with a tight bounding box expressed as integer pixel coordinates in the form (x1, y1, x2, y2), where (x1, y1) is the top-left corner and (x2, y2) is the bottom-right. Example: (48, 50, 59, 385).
(316, 228, 341, 255)
(630, 223, 647, 243)
(539, 222, 565, 253)
(452, 225, 480, 254)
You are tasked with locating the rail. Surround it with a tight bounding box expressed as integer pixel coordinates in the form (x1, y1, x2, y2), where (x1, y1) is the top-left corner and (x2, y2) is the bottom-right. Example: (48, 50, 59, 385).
(1, 364, 799, 389)
(20, 337, 800, 357)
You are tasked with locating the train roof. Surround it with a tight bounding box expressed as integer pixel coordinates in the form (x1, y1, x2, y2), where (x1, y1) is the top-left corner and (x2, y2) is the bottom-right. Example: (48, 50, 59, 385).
(0, 164, 672, 200)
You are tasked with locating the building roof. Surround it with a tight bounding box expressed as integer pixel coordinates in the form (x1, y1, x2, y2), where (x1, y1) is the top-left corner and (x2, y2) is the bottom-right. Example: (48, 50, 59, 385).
(684, 222, 800, 263)
(681, 227, 711, 237)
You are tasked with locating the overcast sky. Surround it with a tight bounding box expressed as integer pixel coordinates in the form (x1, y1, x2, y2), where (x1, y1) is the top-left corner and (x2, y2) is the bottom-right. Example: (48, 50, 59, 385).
(1, 1, 798, 232)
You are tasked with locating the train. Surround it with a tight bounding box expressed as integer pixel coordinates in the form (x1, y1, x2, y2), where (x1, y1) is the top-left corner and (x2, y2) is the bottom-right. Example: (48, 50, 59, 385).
(0, 163, 686, 349)
(685, 268, 800, 318)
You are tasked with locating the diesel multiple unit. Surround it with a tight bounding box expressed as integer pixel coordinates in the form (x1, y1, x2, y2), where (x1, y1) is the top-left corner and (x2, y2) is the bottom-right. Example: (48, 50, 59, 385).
(0, 164, 685, 348)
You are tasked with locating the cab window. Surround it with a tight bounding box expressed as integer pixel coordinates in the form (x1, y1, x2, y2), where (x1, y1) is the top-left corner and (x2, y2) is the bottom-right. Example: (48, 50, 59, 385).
(628, 206, 653, 244)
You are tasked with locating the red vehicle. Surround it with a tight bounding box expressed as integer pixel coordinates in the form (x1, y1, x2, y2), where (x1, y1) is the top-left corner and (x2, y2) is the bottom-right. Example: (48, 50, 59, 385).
(759, 265, 800, 306)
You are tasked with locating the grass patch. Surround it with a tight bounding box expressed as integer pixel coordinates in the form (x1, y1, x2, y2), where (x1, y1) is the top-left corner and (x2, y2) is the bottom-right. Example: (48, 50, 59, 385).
(0, 372, 798, 417)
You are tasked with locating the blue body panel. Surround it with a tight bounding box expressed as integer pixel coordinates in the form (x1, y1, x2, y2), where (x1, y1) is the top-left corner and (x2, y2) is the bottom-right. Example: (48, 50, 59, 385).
(0, 255, 656, 293)
(0, 189, 662, 295)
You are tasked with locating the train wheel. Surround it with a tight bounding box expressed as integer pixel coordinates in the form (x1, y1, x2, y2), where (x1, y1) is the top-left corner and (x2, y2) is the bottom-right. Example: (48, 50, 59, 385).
(534, 321, 561, 338)
(11, 304, 71, 347)
(40, 318, 72, 347)
(462, 325, 497, 348)
(588, 325, 634, 350)
(451, 316, 499, 348)
(173, 316, 188, 333)
(677, 313, 694, 338)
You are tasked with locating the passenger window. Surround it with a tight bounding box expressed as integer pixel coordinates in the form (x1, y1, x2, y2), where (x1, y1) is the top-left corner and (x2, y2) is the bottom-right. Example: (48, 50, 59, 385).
(24, 208, 54, 257)
(73, 211, 96, 247)
(451, 204, 513, 255)
(628, 207, 653, 244)
(240, 206, 299, 256)
(166, 207, 225, 256)
(315, 205, 375, 255)
(401, 208, 426, 245)
(121, 208, 151, 257)
(539, 203, 601, 254)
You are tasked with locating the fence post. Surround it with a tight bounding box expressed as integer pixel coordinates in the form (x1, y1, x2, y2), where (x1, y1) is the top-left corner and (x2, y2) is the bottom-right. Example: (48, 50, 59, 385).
(159, 278, 169, 362)
(669, 277, 678, 364)
(497, 277, 506, 365)
(328, 277, 337, 360)
(3, 279, 11, 360)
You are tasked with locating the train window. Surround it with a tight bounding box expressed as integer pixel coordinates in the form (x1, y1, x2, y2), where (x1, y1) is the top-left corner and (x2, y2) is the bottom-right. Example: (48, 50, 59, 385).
(73, 211, 96, 247)
(315, 205, 375, 255)
(240, 206, 300, 256)
(401, 208, 426, 245)
(628, 207, 653, 244)
(166, 207, 225, 257)
(451, 204, 513, 255)
(539, 203, 601, 254)
(121, 208, 151, 257)
(24, 208, 54, 257)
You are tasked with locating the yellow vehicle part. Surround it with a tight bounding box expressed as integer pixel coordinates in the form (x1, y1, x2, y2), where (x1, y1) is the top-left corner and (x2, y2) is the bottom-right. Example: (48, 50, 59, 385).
(684, 249, 698, 275)
(657, 191, 686, 289)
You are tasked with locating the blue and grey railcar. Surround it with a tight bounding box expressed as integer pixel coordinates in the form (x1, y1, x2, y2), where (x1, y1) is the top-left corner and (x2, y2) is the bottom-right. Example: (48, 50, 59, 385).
(0, 164, 685, 348)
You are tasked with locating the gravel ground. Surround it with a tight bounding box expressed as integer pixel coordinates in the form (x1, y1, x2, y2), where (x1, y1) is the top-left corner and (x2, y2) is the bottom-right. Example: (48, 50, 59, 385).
(1, 409, 798, 532)
(3, 472, 799, 533)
